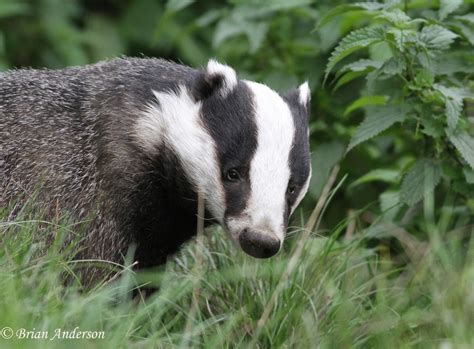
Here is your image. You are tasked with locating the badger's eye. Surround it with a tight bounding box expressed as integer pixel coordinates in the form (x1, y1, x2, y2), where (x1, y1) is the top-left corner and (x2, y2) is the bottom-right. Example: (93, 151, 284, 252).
(225, 168, 241, 182)
(288, 184, 297, 195)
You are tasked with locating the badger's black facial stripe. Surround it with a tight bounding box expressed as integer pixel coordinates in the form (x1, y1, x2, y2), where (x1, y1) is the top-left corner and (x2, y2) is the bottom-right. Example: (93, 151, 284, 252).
(283, 89, 311, 213)
(199, 81, 257, 217)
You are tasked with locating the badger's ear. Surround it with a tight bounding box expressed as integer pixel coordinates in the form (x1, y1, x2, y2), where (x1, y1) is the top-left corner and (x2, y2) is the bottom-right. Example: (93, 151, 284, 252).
(191, 59, 238, 100)
(284, 81, 311, 116)
(297, 81, 311, 111)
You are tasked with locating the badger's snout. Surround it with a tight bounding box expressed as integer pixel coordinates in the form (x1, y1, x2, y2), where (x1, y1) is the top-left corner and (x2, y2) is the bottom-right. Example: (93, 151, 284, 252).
(238, 229, 281, 258)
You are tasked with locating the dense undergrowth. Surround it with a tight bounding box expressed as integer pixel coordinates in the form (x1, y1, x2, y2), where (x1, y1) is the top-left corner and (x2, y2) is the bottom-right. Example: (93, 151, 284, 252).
(1, 1, 473, 348)
(1, 192, 473, 348)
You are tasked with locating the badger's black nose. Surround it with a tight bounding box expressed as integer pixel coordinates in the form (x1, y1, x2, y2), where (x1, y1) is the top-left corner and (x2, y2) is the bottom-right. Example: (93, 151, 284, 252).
(238, 229, 281, 258)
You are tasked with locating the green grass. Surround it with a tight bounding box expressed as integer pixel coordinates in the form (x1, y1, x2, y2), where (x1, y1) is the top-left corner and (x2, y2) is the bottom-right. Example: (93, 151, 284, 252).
(0, 202, 473, 349)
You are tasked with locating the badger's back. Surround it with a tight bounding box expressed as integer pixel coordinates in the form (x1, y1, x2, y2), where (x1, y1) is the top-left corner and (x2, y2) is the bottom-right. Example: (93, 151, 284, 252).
(0, 58, 198, 271)
(1, 58, 190, 204)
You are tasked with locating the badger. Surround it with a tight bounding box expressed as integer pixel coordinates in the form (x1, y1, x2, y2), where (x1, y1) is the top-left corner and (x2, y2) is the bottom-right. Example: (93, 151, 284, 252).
(0, 58, 311, 276)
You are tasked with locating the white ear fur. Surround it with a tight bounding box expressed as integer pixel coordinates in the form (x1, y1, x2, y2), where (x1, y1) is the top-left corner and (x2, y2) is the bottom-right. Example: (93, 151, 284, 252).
(206, 59, 238, 96)
(298, 81, 310, 106)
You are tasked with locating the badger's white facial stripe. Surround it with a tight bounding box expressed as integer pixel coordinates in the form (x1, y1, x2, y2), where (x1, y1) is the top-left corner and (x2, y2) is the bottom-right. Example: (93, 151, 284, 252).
(298, 81, 310, 106)
(135, 86, 225, 221)
(206, 59, 237, 96)
(242, 81, 295, 241)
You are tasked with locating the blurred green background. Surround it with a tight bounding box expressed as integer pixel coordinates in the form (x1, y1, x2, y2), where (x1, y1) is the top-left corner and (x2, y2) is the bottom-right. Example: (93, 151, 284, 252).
(1, 0, 473, 235)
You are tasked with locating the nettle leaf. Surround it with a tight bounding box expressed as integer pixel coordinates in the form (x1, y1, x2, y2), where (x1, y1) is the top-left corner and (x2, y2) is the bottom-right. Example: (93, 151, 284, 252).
(455, 14, 474, 25)
(347, 104, 406, 152)
(452, 21, 474, 46)
(447, 130, 474, 170)
(325, 26, 386, 81)
(344, 95, 389, 116)
(333, 71, 368, 91)
(380, 56, 406, 76)
(317, 2, 389, 28)
(439, 0, 463, 21)
(463, 168, 474, 184)
(387, 28, 419, 51)
(351, 169, 400, 188)
(375, 9, 411, 27)
(340, 59, 383, 73)
(400, 159, 442, 206)
(380, 190, 401, 221)
(435, 84, 465, 130)
(419, 25, 458, 51)
(334, 59, 383, 91)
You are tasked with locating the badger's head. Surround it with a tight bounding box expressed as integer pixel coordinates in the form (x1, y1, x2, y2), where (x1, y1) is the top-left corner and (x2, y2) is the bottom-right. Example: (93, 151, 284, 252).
(138, 59, 311, 259)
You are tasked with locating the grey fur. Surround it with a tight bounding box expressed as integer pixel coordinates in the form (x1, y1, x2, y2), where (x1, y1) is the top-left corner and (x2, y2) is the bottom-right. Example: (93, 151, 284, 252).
(1, 58, 199, 278)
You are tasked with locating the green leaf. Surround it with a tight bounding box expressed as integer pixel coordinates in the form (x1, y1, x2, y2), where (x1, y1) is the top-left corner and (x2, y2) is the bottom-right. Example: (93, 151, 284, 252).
(333, 71, 368, 91)
(375, 9, 411, 27)
(347, 104, 406, 152)
(447, 130, 474, 170)
(309, 142, 345, 198)
(419, 25, 458, 51)
(351, 169, 400, 188)
(387, 28, 418, 51)
(343, 95, 389, 116)
(340, 59, 383, 73)
(452, 21, 474, 46)
(165, 0, 194, 13)
(439, 0, 462, 21)
(317, 2, 388, 28)
(463, 168, 474, 184)
(325, 26, 386, 81)
(379, 56, 406, 76)
(380, 190, 401, 221)
(455, 14, 474, 25)
(400, 159, 442, 206)
(213, 17, 268, 53)
(435, 84, 465, 130)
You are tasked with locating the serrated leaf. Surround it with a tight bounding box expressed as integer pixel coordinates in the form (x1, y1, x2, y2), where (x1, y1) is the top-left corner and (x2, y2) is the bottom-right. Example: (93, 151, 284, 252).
(325, 26, 386, 81)
(400, 159, 442, 206)
(451, 21, 474, 46)
(439, 0, 462, 21)
(347, 104, 406, 152)
(445, 98, 463, 129)
(435, 84, 465, 130)
(340, 59, 383, 73)
(333, 71, 368, 91)
(379, 56, 406, 76)
(419, 25, 458, 51)
(317, 2, 388, 28)
(344, 95, 389, 116)
(376, 9, 411, 27)
(351, 169, 400, 188)
(387, 28, 418, 51)
(455, 14, 474, 25)
(447, 130, 474, 170)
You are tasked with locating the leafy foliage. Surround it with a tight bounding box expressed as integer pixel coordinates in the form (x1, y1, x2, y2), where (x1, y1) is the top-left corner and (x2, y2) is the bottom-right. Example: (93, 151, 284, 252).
(323, 0, 474, 221)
